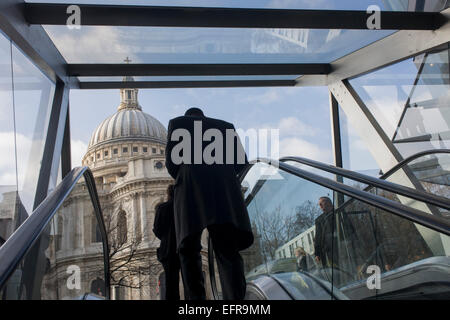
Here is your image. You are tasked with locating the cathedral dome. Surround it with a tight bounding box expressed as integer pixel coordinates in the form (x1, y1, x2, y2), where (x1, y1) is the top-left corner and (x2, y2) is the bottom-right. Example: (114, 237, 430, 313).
(88, 80, 167, 150)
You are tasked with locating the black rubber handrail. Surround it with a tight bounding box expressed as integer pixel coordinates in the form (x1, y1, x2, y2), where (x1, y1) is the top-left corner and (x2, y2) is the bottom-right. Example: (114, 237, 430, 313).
(252, 159, 450, 235)
(380, 149, 450, 180)
(0, 167, 110, 299)
(280, 155, 450, 211)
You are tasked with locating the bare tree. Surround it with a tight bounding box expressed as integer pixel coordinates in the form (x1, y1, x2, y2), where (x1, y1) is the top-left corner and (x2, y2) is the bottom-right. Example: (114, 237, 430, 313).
(102, 209, 161, 291)
(293, 200, 322, 234)
(252, 205, 298, 262)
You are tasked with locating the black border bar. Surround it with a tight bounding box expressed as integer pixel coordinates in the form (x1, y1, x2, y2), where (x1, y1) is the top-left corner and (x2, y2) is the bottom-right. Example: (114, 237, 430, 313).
(26, 4, 445, 30)
(68, 64, 330, 77)
(79, 79, 297, 89)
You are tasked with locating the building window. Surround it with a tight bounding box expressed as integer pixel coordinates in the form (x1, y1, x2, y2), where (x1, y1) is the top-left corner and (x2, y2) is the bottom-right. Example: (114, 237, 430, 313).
(104, 150, 109, 157)
(160, 149, 164, 155)
(152, 147, 156, 154)
(113, 148, 118, 155)
(133, 146, 138, 153)
(55, 216, 63, 251)
(123, 147, 128, 153)
(97, 153, 101, 159)
(92, 216, 102, 243)
(143, 147, 148, 153)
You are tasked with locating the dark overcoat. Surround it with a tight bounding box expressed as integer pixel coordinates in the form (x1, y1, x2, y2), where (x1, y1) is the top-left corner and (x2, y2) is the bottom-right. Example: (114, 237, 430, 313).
(153, 200, 177, 263)
(165, 114, 254, 251)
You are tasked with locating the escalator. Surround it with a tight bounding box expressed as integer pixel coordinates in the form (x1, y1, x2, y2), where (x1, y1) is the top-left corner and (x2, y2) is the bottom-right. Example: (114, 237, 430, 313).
(0, 151, 449, 300)
(0, 167, 110, 300)
(209, 150, 450, 300)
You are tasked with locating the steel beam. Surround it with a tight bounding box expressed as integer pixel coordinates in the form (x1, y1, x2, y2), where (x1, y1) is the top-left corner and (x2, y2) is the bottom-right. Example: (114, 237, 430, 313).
(0, 0, 77, 87)
(33, 81, 69, 210)
(60, 106, 72, 178)
(68, 63, 329, 77)
(297, 7, 450, 86)
(25, 3, 445, 30)
(79, 79, 297, 89)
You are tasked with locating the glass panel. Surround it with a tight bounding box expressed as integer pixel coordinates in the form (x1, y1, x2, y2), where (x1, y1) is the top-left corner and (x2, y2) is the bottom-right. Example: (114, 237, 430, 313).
(333, 189, 450, 300)
(384, 152, 450, 217)
(240, 162, 337, 299)
(239, 162, 450, 299)
(43, 25, 393, 64)
(12, 44, 55, 214)
(24, 0, 449, 11)
(1, 176, 107, 300)
(0, 32, 21, 243)
(350, 46, 450, 159)
(339, 105, 381, 180)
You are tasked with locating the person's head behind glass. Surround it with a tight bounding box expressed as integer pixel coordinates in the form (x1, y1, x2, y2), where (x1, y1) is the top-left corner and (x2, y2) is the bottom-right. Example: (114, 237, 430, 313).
(318, 196, 333, 214)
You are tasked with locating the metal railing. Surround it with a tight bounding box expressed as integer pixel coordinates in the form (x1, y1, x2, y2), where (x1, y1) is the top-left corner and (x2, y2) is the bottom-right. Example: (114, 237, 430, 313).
(0, 167, 110, 299)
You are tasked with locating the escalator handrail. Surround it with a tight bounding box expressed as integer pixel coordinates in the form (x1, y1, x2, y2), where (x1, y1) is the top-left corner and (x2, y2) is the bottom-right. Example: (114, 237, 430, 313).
(0, 167, 110, 299)
(380, 149, 450, 180)
(280, 155, 450, 211)
(251, 159, 450, 236)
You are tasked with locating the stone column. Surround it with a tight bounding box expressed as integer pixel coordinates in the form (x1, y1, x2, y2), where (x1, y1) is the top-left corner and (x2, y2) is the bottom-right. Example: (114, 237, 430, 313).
(140, 193, 149, 241)
(131, 193, 141, 242)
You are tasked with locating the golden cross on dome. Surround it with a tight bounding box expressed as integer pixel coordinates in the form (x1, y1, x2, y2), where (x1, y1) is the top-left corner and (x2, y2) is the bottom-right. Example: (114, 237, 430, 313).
(124, 56, 132, 64)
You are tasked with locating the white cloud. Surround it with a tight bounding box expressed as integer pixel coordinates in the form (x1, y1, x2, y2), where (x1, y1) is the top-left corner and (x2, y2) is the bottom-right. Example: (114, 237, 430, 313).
(279, 137, 331, 163)
(71, 139, 88, 168)
(44, 25, 136, 63)
(243, 88, 281, 105)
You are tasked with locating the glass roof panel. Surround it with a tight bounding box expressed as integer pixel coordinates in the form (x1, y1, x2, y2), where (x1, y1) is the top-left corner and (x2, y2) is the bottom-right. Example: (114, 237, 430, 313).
(44, 25, 394, 64)
(24, 0, 448, 12)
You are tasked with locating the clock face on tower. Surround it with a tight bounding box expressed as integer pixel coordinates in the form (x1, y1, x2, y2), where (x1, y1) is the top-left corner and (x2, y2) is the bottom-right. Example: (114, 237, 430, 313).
(155, 161, 163, 169)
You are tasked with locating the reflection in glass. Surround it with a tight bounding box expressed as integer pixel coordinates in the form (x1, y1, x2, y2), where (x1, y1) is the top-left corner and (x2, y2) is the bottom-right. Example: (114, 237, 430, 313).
(350, 46, 450, 159)
(0, 32, 17, 243)
(43, 25, 393, 64)
(1, 176, 107, 300)
(11, 44, 55, 214)
(239, 162, 450, 300)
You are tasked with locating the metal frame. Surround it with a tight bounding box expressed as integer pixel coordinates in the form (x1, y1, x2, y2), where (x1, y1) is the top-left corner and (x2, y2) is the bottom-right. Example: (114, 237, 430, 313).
(297, 7, 450, 87)
(68, 63, 330, 77)
(329, 79, 404, 172)
(0, 0, 77, 87)
(80, 80, 297, 90)
(61, 105, 72, 178)
(33, 81, 69, 210)
(25, 4, 444, 30)
(329, 92, 343, 169)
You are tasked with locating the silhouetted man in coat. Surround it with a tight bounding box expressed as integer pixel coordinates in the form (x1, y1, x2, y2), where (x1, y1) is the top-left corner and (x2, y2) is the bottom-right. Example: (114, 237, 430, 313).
(153, 184, 180, 300)
(165, 107, 254, 300)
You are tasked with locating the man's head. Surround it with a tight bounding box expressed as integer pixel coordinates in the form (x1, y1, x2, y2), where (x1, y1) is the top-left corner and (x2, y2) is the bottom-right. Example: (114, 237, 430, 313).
(185, 107, 204, 117)
(318, 196, 333, 213)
